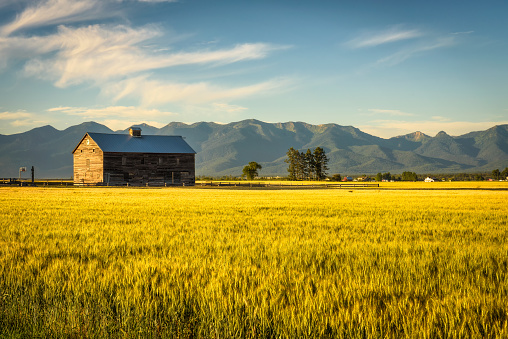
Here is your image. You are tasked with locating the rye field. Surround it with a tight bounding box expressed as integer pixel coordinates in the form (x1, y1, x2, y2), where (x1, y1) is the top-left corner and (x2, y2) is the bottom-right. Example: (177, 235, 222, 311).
(1, 185, 507, 338)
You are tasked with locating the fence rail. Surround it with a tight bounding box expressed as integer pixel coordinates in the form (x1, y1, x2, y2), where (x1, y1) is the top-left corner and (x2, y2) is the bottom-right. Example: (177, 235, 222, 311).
(1, 178, 379, 189)
(198, 182, 379, 188)
(0, 178, 73, 186)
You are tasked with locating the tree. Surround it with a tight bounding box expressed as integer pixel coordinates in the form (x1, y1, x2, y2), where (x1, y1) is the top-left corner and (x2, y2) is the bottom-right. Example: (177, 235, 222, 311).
(502, 167, 508, 180)
(295, 151, 308, 180)
(376, 173, 382, 182)
(474, 174, 484, 181)
(313, 147, 329, 180)
(402, 171, 418, 181)
(285, 146, 328, 180)
(285, 147, 299, 180)
(305, 149, 315, 180)
(242, 162, 262, 180)
(492, 169, 501, 180)
(330, 173, 342, 182)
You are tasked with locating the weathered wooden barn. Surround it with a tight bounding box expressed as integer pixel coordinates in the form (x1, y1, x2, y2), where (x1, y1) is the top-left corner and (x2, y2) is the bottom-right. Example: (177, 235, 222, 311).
(72, 127, 196, 186)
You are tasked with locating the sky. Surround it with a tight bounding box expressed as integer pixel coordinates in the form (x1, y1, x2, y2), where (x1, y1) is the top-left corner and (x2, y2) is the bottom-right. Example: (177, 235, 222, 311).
(0, 0, 507, 138)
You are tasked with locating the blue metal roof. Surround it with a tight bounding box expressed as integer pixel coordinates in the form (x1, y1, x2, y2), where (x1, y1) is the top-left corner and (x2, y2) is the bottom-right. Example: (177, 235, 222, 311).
(86, 133, 196, 154)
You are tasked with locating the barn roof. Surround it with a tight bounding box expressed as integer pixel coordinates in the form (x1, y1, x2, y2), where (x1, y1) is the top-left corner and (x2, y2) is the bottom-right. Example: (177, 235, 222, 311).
(73, 132, 196, 154)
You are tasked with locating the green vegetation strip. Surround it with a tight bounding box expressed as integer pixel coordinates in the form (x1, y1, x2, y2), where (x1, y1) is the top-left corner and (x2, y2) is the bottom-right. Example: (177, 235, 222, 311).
(1, 187, 507, 338)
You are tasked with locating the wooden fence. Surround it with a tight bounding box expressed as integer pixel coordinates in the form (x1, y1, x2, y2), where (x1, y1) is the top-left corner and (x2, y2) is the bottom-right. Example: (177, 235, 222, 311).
(1, 178, 379, 189)
(0, 178, 73, 187)
(198, 182, 379, 188)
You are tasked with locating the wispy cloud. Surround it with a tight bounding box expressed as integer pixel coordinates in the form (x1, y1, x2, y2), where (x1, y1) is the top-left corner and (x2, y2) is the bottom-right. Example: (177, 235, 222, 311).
(0, 0, 293, 119)
(137, 0, 178, 2)
(367, 109, 414, 117)
(47, 105, 175, 131)
(2, 23, 287, 88)
(0, 110, 48, 128)
(0, 0, 177, 37)
(431, 116, 451, 122)
(106, 75, 293, 106)
(346, 26, 422, 49)
(345, 26, 459, 69)
(0, 110, 34, 119)
(374, 36, 455, 67)
(1, 0, 104, 36)
(213, 103, 247, 113)
(358, 119, 508, 139)
(48, 105, 177, 119)
(451, 31, 474, 35)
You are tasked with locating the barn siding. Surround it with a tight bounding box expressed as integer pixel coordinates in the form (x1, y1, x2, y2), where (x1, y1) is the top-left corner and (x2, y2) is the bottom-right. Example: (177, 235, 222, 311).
(73, 135, 104, 185)
(103, 153, 195, 186)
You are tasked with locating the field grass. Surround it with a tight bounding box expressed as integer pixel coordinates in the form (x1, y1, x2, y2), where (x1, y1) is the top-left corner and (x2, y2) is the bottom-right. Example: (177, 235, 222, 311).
(1, 186, 507, 338)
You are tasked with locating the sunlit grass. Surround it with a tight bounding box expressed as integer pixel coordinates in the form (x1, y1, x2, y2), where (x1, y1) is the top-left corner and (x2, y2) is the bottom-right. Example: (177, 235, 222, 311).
(1, 187, 507, 338)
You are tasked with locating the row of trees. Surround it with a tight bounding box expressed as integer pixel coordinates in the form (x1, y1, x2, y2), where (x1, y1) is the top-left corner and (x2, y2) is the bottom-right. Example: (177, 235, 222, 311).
(492, 168, 508, 180)
(285, 147, 329, 180)
(401, 171, 418, 181)
(372, 168, 508, 182)
(375, 172, 395, 182)
(240, 159, 507, 182)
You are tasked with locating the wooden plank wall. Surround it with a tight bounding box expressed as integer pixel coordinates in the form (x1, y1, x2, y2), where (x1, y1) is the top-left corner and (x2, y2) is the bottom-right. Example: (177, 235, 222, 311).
(73, 135, 104, 185)
(103, 153, 195, 186)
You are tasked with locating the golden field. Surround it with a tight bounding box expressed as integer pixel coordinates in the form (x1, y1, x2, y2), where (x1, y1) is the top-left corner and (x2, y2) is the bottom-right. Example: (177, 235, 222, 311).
(1, 185, 507, 338)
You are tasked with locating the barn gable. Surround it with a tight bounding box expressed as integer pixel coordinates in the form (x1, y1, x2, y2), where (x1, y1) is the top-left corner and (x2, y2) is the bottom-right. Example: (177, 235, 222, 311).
(73, 133, 104, 184)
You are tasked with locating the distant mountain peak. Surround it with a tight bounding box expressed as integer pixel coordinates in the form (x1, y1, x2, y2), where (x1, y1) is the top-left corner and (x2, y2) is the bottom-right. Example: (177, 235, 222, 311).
(397, 131, 430, 142)
(435, 131, 450, 138)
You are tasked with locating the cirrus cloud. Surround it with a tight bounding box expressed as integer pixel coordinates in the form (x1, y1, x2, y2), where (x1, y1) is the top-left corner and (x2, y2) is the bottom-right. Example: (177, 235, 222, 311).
(345, 26, 423, 49)
(105, 75, 294, 106)
(47, 105, 176, 119)
(1, 0, 103, 36)
(367, 109, 414, 117)
(0, 110, 34, 120)
(0, 0, 291, 107)
(0, 110, 48, 128)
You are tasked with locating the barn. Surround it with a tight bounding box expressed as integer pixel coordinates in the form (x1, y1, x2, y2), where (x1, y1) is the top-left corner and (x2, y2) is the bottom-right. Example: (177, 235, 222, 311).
(72, 127, 196, 186)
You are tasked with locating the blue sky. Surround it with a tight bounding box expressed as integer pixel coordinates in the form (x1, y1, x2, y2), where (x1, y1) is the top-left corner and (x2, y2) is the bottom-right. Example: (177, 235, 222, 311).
(0, 0, 507, 137)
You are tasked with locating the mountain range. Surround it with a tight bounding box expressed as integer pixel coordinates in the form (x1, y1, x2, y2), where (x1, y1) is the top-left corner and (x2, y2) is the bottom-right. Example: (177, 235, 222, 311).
(1, 120, 507, 178)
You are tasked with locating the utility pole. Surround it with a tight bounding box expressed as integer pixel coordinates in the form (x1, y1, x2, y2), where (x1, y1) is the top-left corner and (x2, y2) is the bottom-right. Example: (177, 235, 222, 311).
(19, 167, 26, 181)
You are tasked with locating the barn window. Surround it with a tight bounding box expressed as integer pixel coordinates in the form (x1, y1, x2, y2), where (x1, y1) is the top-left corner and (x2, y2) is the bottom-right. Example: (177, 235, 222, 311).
(176, 158, 180, 165)
(86, 159, 90, 170)
(159, 157, 163, 165)
(80, 150, 83, 153)
(122, 156, 127, 165)
(92, 148, 95, 153)
(141, 157, 145, 165)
